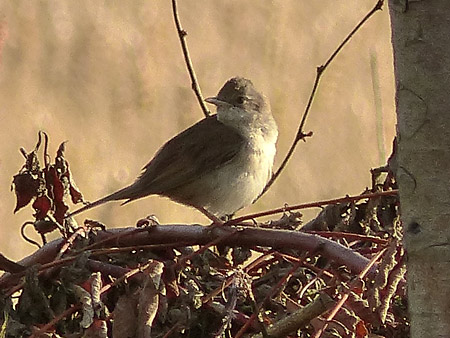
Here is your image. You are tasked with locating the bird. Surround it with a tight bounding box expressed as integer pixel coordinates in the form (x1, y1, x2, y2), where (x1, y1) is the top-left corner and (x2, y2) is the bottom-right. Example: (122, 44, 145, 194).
(66, 77, 278, 223)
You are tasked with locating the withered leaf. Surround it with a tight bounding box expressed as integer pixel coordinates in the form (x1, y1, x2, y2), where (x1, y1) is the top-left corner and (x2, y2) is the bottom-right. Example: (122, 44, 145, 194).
(70, 184, 84, 204)
(63, 160, 85, 204)
(45, 166, 65, 202)
(112, 294, 138, 338)
(54, 199, 69, 225)
(135, 261, 164, 337)
(55, 141, 68, 175)
(56, 141, 67, 159)
(32, 195, 52, 220)
(12, 172, 40, 213)
(33, 219, 58, 235)
(162, 264, 179, 299)
(25, 150, 40, 174)
(56, 143, 84, 204)
(73, 284, 94, 329)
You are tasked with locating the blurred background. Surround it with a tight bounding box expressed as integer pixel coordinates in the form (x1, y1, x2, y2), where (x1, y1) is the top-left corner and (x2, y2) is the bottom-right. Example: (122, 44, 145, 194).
(0, 1, 395, 261)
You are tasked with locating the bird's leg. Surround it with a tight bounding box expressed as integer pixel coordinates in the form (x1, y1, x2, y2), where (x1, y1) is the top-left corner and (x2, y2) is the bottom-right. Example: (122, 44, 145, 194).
(197, 207, 224, 226)
(221, 214, 234, 222)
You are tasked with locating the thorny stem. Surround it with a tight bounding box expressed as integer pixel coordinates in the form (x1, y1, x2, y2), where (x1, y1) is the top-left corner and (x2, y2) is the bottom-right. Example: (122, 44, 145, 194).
(259, 0, 385, 197)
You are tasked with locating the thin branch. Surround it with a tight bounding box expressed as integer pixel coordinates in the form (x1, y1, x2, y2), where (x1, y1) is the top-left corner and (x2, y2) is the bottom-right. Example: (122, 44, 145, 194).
(235, 259, 305, 338)
(202, 250, 275, 305)
(312, 247, 386, 338)
(307, 231, 388, 245)
(171, 0, 210, 117)
(20, 221, 42, 249)
(230, 189, 397, 225)
(30, 305, 80, 338)
(260, 0, 384, 196)
(252, 293, 335, 338)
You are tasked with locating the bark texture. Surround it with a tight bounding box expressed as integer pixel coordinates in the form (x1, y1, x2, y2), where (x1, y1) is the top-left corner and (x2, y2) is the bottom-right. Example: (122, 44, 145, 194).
(389, 1, 450, 336)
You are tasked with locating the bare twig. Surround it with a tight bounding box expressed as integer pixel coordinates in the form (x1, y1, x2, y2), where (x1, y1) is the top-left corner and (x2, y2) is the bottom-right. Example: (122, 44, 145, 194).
(20, 221, 42, 249)
(171, 0, 211, 117)
(260, 0, 384, 196)
(312, 247, 386, 338)
(202, 250, 275, 305)
(235, 259, 305, 338)
(307, 231, 388, 245)
(30, 305, 80, 338)
(230, 189, 397, 225)
(252, 293, 335, 338)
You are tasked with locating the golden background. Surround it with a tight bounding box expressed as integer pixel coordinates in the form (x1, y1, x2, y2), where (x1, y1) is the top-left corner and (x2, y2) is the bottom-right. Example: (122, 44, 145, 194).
(0, 1, 395, 260)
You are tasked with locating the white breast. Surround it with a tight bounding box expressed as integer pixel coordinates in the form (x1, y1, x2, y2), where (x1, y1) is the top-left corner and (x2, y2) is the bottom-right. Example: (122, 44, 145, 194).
(203, 121, 278, 217)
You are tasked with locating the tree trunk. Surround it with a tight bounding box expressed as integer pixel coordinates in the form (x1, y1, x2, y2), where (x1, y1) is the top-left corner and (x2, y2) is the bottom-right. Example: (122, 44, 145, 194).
(388, 1, 450, 337)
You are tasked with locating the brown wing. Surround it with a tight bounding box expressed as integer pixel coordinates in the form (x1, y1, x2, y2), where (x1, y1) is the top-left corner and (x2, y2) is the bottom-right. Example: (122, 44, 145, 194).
(134, 115, 245, 195)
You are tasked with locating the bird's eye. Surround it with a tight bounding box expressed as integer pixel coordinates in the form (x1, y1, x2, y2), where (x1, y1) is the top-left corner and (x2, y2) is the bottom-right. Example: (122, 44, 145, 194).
(236, 96, 246, 104)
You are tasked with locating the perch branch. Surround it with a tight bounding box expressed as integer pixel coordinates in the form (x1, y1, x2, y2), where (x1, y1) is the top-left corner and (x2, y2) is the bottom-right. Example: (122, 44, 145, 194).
(0, 224, 376, 293)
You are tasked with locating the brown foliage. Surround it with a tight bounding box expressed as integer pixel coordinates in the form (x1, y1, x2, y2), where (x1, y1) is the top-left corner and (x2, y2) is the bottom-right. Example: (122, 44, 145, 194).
(0, 134, 408, 338)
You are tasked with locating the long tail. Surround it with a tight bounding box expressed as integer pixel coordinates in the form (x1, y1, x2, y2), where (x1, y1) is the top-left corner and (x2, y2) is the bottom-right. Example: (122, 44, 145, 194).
(66, 185, 135, 218)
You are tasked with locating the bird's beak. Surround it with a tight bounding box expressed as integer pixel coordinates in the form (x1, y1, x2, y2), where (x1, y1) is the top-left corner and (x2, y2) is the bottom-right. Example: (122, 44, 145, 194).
(205, 96, 226, 106)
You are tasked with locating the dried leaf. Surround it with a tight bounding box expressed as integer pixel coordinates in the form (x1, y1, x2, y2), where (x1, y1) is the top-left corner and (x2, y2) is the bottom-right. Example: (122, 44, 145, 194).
(136, 261, 164, 338)
(73, 285, 94, 329)
(32, 195, 52, 220)
(53, 200, 69, 225)
(112, 294, 138, 338)
(69, 180, 84, 204)
(25, 149, 41, 174)
(54, 141, 68, 180)
(45, 166, 65, 203)
(355, 320, 369, 338)
(55, 141, 84, 204)
(12, 172, 40, 213)
(163, 264, 180, 299)
(82, 319, 107, 338)
(64, 162, 84, 204)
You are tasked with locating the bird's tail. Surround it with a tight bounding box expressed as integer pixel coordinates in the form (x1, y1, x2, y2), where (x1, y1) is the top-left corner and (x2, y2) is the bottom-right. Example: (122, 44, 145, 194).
(65, 185, 136, 218)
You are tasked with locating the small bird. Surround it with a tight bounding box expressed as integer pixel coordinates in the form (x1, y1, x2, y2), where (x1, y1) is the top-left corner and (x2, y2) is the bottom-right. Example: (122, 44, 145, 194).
(67, 77, 278, 222)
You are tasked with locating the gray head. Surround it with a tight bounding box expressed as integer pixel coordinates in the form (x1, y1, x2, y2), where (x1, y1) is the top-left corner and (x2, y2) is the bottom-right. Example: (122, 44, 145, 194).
(205, 77, 277, 142)
(205, 77, 266, 113)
